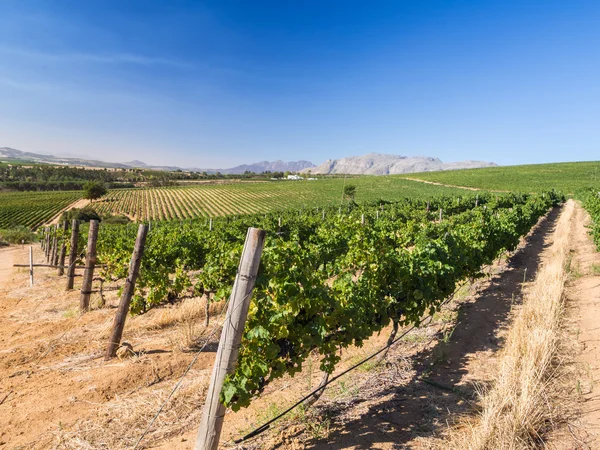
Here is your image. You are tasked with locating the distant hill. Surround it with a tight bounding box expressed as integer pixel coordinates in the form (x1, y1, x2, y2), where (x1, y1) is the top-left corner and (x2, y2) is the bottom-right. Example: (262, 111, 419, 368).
(212, 160, 315, 174)
(0, 147, 136, 169)
(303, 153, 496, 175)
(0, 147, 314, 174)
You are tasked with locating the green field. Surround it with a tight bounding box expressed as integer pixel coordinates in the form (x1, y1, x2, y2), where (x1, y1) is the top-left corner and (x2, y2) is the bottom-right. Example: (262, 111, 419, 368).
(0, 178, 465, 227)
(4, 160, 600, 228)
(404, 161, 600, 194)
(0, 191, 81, 229)
(92, 178, 465, 220)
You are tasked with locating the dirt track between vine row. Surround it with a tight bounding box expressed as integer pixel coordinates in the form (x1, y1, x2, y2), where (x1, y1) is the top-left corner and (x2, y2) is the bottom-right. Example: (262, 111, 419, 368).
(404, 177, 510, 193)
(47, 198, 90, 225)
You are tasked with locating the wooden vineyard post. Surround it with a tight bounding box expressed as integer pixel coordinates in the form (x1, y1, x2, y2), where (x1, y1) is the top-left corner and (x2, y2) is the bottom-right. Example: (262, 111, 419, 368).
(209, 218, 213, 231)
(439, 208, 443, 222)
(50, 224, 59, 266)
(361, 214, 365, 225)
(66, 220, 80, 290)
(52, 223, 61, 266)
(57, 221, 68, 275)
(376, 210, 379, 220)
(475, 194, 479, 207)
(426, 200, 430, 212)
(79, 220, 99, 313)
(195, 227, 266, 450)
(45, 227, 52, 262)
(105, 224, 149, 360)
(322, 210, 325, 220)
(29, 246, 34, 287)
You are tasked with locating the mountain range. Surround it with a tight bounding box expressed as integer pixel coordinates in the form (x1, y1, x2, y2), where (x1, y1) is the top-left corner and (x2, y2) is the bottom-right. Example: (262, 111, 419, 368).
(0, 147, 315, 174)
(1, 147, 496, 175)
(303, 153, 497, 175)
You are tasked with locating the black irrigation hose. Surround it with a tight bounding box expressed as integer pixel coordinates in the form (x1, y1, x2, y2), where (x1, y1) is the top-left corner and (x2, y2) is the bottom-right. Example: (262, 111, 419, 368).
(233, 279, 470, 444)
(234, 245, 517, 445)
(234, 319, 424, 443)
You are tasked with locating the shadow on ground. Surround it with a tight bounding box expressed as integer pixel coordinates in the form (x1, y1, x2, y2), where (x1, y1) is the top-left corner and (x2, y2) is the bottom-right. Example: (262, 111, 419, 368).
(300, 206, 562, 449)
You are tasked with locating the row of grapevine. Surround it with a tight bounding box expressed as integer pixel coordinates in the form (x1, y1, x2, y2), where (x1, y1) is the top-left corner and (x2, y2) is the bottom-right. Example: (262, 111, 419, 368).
(580, 188, 600, 249)
(0, 191, 81, 229)
(91, 178, 469, 221)
(78, 190, 563, 410)
(92, 186, 297, 220)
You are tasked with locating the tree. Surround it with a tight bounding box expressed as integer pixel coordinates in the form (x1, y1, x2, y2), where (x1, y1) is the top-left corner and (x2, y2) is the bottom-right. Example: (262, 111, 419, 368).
(343, 184, 356, 202)
(83, 181, 107, 202)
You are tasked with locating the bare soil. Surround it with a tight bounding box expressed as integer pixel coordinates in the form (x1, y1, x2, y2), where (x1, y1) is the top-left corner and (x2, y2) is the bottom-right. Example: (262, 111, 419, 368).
(404, 177, 510, 193)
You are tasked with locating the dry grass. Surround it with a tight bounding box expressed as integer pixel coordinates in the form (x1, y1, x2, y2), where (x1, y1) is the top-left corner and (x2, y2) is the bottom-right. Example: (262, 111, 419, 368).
(145, 296, 227, 349)
(53, 370, 210, 449)
(445, 200, 575, 449)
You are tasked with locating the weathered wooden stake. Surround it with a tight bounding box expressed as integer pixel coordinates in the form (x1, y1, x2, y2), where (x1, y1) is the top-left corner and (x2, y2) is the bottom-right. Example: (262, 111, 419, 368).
(376, 210, 379, 220)
(361, 214, 365, 225)
(66, 220, 80, 290)
(57, 221, 68, 276)
(475, 194, 479, 207)
(29, 246, 34, 287)
(51, 224, 59, 266)
(105, 224, 149, 360)
(79, 220, 99, 313)
(209, 218, 213, 231)
(426, 200, 430, 212)
(439, 208, 443, 222)
(195, 227, 266, 450)
(44, 227, 51, 261)
(322, 210, 325, 220)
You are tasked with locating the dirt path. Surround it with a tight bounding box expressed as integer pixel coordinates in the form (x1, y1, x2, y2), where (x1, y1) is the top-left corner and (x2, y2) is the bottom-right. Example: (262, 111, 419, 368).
(559, 203, 600, 447)
(47, 198, 90, 225)
(403, 177, 510, 193)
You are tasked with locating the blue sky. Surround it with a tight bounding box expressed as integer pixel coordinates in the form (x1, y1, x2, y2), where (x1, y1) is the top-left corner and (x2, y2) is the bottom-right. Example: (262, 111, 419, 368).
(1, 1, 599, 168)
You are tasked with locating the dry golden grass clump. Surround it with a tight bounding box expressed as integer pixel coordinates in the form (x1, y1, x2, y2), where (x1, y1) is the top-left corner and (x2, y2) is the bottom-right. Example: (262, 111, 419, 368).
(448, 200, 574, 449)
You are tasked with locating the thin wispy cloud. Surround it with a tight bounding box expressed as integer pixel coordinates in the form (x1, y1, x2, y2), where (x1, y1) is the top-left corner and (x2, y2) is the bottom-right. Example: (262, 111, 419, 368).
(0, 45, 193, 69)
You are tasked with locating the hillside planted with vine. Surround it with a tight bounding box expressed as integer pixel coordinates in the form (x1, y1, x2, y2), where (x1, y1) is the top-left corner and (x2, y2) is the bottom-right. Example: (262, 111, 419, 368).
(70, 190, 563, 410)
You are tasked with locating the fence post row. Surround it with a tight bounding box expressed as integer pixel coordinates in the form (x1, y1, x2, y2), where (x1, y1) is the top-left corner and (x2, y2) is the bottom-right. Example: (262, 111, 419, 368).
(29, 246, 34, 287)
(79, 220, 99, 313)
(105, 224, 149, 360)
(50, 224, 59, 266)
(195, 227, 266, 450)
(57, 221, 68, 276)
(45, 227, 51, 261)
(66, 220, 80, 291)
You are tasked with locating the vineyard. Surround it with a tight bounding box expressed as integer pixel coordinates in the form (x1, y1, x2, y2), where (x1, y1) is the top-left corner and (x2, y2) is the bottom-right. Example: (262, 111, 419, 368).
(0, 190, 81, 229)
(58, 190, 562, 414)
(83, 178, 467, 220)
(581, 187, 600, 250)
(404, 161, 600, 193)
